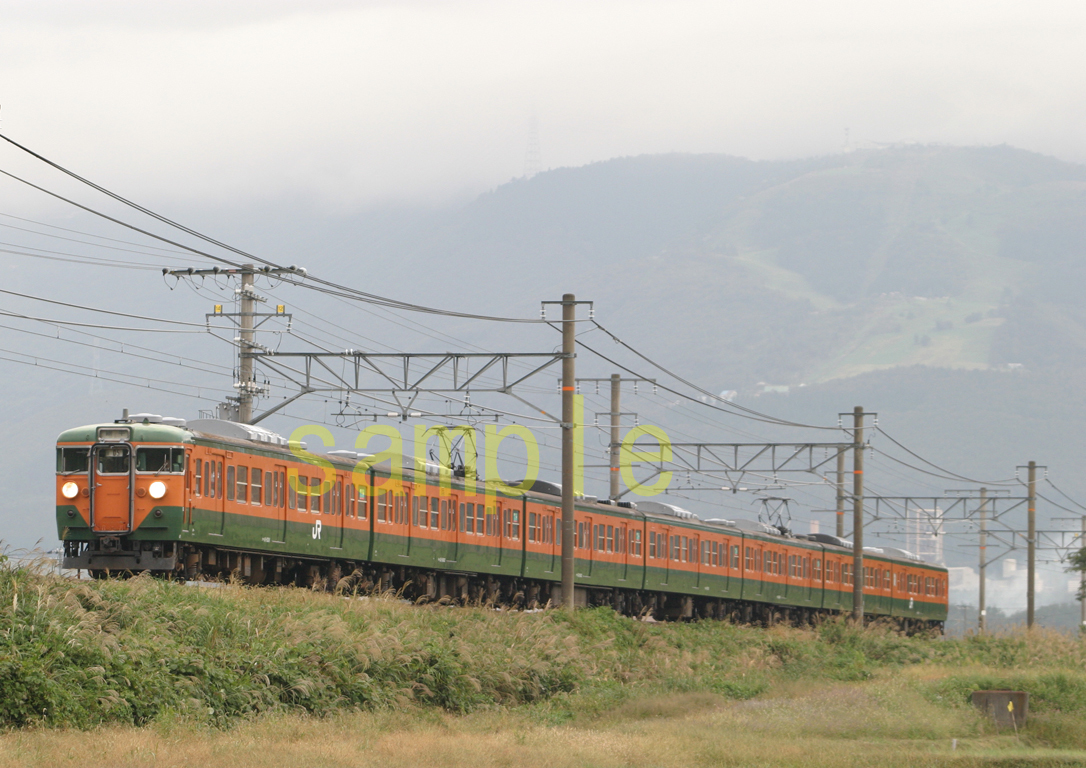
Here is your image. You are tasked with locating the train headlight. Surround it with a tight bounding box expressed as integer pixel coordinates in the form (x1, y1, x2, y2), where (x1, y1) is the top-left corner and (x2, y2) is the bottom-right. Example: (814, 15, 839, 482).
(148, 481, 168, 499)
(61, 482, 79, 499)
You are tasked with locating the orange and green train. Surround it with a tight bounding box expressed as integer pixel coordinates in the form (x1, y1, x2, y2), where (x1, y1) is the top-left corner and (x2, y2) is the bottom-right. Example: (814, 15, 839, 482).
(56, 415, 948, 630)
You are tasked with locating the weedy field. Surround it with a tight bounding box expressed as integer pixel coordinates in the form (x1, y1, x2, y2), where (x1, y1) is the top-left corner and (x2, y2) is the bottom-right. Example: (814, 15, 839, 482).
(1, 561, 1085, 766)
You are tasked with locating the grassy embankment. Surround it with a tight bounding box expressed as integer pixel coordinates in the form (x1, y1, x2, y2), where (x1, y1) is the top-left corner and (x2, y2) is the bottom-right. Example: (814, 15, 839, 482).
(2, 561, 1086, 766)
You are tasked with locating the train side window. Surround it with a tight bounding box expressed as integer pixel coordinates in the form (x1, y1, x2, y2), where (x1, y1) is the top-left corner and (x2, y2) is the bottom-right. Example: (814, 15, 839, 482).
(194, 459, 202, 496)
(376, 491, 386, 522)
(224, 465, 234, 501)
(814, 558, 822, 580)
(606, 525, 614, 553)
(216, 462, 223, 499)
(632, 530, 642, 557)
(251, 469, 262, 505)
(427, 496, 436, 528)
(236, 466, 248, 503)
(477, 504, 486, 536)
(412, 495, 420, 526)
(348, 484, 355, 518)
(466, 503, 476, 534)
(503, 508, 511, 538)
(204, 461, 211, 497)
(269, 472, 277, 508)
(288, 474, 297, 510)
(309, 478, 320, 512)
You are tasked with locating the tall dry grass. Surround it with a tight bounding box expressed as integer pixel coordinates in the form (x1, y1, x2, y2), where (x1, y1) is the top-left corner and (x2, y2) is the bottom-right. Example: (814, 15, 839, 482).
(1, 557, 1086, 756)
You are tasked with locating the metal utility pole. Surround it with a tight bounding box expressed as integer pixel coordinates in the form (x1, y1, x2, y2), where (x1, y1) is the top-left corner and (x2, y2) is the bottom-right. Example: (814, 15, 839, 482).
(561, 294, 576, 610)
(1027, 460, 1037, 629)
(852, 406, 865, 624)
(238, 265, 256, 424)
(978, 487, 988, 633)
(836, 449, 846, 538)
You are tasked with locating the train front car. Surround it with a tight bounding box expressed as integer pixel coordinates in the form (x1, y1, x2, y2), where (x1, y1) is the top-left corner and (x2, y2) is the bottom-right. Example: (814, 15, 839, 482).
(56, 419, 190, 576)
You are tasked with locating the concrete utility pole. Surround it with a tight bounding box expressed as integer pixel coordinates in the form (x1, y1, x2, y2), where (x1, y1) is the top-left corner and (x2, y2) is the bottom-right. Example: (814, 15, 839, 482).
(1027, 460, 1037, 629)
(852, 406, 865, 624)
(238, 265, 256, 424)
(609, 373, 621, 501)
(561, 294, 577, 610)
(836, 449, 846, 538)
(978, 487, 988, 633)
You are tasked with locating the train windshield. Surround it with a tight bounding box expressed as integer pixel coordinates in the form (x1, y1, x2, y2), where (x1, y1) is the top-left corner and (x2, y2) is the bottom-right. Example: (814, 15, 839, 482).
(56, 447, 90, 474)
(135, 447, 185, 474)
(97, 445, 131, 475)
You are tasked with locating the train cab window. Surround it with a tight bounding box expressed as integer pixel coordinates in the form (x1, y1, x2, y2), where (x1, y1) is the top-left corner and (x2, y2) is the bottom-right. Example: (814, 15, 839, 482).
(135, 447, 185, 473)
(57, 447, 91, 474)
(97, 445, 131, 474)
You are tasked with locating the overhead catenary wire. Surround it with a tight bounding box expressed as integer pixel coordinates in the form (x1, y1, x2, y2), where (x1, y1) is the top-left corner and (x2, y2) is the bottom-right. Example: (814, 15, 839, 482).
(0, 132, 562, 324)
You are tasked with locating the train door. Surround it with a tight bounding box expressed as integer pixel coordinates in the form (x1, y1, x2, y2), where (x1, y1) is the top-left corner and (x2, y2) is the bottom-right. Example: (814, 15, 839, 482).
(206, 452, 226, 536)
(334, 477, 347, 550)
(583, 515, 595, 577)
(273, 464, 288, 544)
(619, 522, 630, 582)
(90, 442, 133, 533)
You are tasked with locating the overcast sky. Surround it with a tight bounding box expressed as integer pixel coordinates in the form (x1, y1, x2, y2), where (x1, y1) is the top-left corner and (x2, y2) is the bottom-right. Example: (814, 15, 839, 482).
(1, 0, 1084, 211)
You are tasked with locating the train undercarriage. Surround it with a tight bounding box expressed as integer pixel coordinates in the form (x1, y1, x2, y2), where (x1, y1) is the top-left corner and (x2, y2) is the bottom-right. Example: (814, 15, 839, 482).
(63, 539, 943, 634)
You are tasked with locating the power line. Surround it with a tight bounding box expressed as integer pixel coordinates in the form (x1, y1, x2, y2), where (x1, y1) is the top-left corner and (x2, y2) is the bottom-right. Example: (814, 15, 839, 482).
(0, 131, 558, 324)
(0, 287, 216, 328)
(0, 307, 213, 333)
